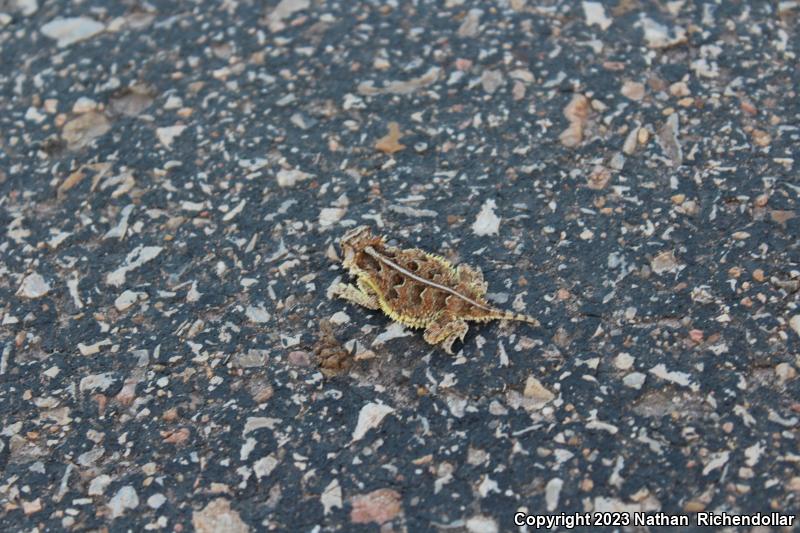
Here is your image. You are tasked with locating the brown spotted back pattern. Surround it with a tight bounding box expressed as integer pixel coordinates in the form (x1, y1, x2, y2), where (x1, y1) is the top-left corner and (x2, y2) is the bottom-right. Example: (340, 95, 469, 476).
(333, 226, 539, 354)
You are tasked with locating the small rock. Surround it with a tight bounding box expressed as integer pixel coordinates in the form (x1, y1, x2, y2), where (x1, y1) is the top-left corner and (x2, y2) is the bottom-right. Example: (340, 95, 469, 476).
(319, 206, 347, 228)
(623, 372, 646, 389)
(276, 168, 313, 187)
(321, 479, 343, 515)
(702, 450, 730, 476)
(670, 81, 691, 97)
(290, 112, 316, 130)
(656, 112, 682, 166)
(115, 379, 137, 405)
(266, 0, 310, 32)
(25, 106, 47, 123)
(109, 86, 155, 116)
(559, 94, 589, 147)
(623, 127, 639, 154)
(512, 80, 526, 100)
(232, 349, 268, 368)
(788, 315, 800, 338)
(684, 500, 706, 512)
(88, 474, 112, 496)
(288, 350, 311, 366)
(61, 111, 111, 150)
(72, 97, 98, 114)
(770, 210, 796, 226)
(22, 498, 42, 515)
(77, 446, 105, 466)
(106, 245, 164, 288)
(776, 363, 796, 383)
(480, 69, 505, 94)
(245, 305, 271, 324)
(147, 493, 166, 509)
(651, 250, 681, 274)
(43, 406, 72, 426)
(162, 427, 190, 445)
(242, 416, 280, 437)
(545, 478, 563, 511)
(192, 499, 250, 533)
(107, 485, 139, 519)
(751, 129, 771, 147)
(16, 272, 51, 299)
(472, 199, 501, 236)
(595, 495, 659, 513)
(639, 16, 686, 48)
(608, 152, 625, 172)
(372, 322, 412, 346)
(14, 0, 39, 16)
(374, 122, 405, 154)
(350, 488, 402, 525)
(344, 339, 376, 361)
(587, 165, 611, 190)
(114, 290, 141, 311)
(614, 352, 635, 370)
(465, 515, 499, 533)
(458, 9, 483, 37)
(582, 1, 612, 30)
(357, 67, 440, 96)
(523, 376, 555, 405)
(41, 17, 105, 47)
(78, 339, 111, 356)
(621, 81, 645, 101)
(280, 333, 302, 347)
(330, 311, 350, 325)
(352, 402, 395, 442)
(156, 125, 187, 149)
(253, 454, 279, 479)
(649, 364, 692, 387)
(47, 230, 72, 250)
(79, 373, 117, 393)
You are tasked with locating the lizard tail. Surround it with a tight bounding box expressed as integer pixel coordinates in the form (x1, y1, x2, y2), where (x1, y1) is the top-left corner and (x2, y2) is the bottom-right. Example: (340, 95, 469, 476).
(489, 309, 540, 326)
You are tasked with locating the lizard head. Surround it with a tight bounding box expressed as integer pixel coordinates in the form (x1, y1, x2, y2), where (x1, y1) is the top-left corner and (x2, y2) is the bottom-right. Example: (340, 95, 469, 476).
(339, 225, 383, 269)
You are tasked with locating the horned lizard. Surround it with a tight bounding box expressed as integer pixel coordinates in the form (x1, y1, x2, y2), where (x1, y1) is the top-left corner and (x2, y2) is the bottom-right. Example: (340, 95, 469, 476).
(332, 226, 540, 354)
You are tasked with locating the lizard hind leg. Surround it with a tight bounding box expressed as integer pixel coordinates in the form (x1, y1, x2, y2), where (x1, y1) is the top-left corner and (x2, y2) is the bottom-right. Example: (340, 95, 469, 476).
(332, 282, 380, 310)
(423, 314, 469, 355)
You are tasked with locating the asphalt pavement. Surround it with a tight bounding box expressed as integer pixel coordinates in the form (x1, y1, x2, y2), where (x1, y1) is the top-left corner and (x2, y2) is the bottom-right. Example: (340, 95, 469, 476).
(1, 1, 799, 531)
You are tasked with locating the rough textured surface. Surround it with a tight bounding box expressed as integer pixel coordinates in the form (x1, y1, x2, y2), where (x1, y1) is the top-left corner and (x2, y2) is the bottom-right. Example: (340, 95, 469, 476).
(1, 0, 799, 531)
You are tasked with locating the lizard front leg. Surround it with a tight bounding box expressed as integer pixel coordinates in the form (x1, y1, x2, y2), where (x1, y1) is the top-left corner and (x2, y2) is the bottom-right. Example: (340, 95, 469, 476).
(332, 281, 380, 310)
(423, 313, 469, 354)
